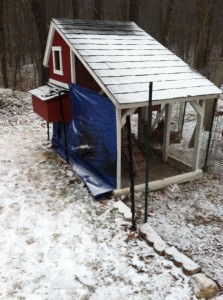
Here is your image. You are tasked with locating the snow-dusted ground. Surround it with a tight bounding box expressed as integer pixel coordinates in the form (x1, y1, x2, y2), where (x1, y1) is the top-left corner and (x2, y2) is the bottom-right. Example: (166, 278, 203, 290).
(0, 89, 198, 300)
(133, 178, 223, 290)
(0, 89, 222, 299)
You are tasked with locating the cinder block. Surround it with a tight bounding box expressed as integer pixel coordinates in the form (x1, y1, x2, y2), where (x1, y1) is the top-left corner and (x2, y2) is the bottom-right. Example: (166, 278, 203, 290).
(113, 200, 132, 221)
(139, 223, 167, 255)
(165, 246, 201, 275)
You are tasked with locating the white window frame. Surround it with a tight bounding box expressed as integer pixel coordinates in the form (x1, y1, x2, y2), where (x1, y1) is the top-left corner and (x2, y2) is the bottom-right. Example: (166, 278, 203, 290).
(52, 46, 63, 75)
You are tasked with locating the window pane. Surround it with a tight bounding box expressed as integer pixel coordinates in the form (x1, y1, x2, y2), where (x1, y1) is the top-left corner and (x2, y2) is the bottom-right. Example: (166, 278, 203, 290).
(54, 51, 60, 70)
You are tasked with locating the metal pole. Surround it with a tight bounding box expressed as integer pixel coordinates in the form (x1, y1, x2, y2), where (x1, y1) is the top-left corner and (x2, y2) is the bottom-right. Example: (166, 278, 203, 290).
(203, 98, 218, 172)
(59, 90, 69, 164)
(181, 101, 187, 139)
(144, 82, 153, 223)
(47, 122, 50, 141)
(126, 115, 136, 230)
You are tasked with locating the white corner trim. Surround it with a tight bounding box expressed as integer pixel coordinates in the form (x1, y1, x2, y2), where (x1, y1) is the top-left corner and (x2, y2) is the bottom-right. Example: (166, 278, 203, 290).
(190, 100, 204, 116)
(70, 49, 76, 83)
(121, 108, 136, 127)
(43, 21, 56, 67)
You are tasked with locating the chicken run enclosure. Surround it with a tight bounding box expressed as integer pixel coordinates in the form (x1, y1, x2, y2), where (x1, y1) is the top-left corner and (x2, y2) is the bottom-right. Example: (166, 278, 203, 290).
(120, 101, 209, 189)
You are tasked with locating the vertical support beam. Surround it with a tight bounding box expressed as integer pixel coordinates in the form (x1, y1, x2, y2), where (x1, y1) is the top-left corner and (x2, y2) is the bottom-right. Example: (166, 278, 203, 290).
(126, 115, 136, 229)
(203, 98, 218, 172)
(162, 103, 172, 162)
(70, 50, 76, 83)
(116, 109, 122, 189)
(152, 105, 165, 128)
(144, 82, 153, 223)
(192, 100, 205, 171)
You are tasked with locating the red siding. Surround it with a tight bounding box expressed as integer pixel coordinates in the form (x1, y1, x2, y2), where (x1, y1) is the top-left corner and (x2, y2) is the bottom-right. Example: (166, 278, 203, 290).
(75, 57, 101, 93)
(49, 31, 101, 93)
(32, 94, 72, 122)
(49, 31, 71, 84)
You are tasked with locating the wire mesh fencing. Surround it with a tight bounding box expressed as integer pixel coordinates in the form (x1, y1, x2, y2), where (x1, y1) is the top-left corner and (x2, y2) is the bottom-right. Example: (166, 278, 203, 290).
(203, 98, 223, 177)
(120, 104, 197, 189)
(118, 96, 223, 192)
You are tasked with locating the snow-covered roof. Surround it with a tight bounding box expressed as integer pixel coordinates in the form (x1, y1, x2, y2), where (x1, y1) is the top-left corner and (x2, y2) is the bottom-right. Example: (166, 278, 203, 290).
(44, 18, 222, 108)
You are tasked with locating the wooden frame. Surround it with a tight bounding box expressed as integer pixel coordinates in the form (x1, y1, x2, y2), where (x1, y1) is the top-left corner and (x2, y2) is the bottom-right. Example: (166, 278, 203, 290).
(113, 169, 203, 195)
(191, 100, 205, 170)
(52, 46, 63, 76)
(162, 103, 172, 162)
(70, 49, 76, 83)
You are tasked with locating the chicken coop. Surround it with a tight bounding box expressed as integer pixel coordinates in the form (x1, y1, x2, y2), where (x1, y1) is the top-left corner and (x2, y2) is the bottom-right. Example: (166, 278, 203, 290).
(30, 18, 221, 197)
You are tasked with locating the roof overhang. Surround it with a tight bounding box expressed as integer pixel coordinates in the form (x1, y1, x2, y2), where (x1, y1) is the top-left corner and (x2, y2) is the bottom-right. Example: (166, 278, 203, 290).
(43, 19, 222, 111)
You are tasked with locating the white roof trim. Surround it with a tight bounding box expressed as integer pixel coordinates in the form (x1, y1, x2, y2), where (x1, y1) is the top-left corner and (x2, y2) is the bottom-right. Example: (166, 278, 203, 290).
(118, 94, 219, 109)
(43, 21, 56, 67)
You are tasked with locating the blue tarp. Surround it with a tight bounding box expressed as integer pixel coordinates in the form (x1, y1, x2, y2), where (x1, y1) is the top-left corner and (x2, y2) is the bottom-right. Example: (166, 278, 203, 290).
(52, 84, 117, 198)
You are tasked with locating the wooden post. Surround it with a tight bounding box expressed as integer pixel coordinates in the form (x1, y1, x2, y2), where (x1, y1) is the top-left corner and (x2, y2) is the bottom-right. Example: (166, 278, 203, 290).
(192, 100, 205, 171)
(163, 103, 172, 162)
(121, 108, 136, 127)
(152, 105, 165, 128)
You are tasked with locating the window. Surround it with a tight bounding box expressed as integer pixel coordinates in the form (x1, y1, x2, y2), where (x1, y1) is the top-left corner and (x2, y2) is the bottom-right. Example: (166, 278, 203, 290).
(52, 46, 63, 75)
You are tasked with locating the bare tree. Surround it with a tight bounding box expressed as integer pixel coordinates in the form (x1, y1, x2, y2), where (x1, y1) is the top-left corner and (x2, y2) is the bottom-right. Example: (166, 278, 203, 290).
(1, 0, 223, 91)
(212, 43, 223, 88)
(72, 0, 79, 19)
(160, 0, 177, 47)
(122, 0, 130, 21)
(192, 0, 217, 132)
(94, 0, 103, 20)
(130, 0, 139, 23)
(193, 0, 216, 74)
(30, 0, 48, 85)
(0, 0, 9, 88)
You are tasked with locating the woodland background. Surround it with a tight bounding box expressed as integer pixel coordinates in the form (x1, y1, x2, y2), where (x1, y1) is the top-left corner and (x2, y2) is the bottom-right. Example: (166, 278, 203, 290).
(0, 0, 223, 91)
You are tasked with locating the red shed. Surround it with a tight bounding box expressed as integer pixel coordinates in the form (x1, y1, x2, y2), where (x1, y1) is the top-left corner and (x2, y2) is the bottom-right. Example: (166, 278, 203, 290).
(29, 18, 221, 196)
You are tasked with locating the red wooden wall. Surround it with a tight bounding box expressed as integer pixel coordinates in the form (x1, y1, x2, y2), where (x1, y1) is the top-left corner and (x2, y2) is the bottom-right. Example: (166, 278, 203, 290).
(49, 30, 102, 93)
(49, 31, 71, 84)
(75, 57, 101, 93)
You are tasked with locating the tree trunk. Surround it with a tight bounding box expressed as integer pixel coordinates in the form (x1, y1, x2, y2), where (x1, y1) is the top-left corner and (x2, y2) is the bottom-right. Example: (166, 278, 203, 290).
(160, 0, 176, 47)
(122, 0, 130, 21)
(72, 0, 79, 19)
(193, 0, 216, 74)
(190, 0, 217, 135)
(30, 0, 48, 85)
(212, 44, 223, 88)
(94, 0, 103, 20)
(0, 0, 9, 88)
(204, 44, 223, 131)
(129, 0, 139, 23)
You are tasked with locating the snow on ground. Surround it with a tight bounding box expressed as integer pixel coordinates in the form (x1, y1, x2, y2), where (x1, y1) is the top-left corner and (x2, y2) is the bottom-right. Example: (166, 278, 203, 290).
(129, 101, 223, 290)
(0, 90, 197, 299)
(133, 178, 223, 290)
